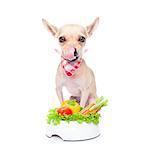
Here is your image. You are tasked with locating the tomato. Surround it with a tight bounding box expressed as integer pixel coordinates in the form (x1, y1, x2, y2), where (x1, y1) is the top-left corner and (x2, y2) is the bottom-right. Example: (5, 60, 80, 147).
(57, 107, 73, 116)
(61, 100, 81, 113)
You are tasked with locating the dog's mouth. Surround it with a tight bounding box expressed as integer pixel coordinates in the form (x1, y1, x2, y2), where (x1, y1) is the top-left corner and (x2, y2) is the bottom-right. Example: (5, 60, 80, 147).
(69, 56, 79, 62)
(63, 56, 79, 62)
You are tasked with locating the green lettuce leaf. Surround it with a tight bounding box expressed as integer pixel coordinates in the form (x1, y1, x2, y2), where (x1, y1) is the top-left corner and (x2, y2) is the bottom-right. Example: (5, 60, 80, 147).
(47, 109, 101, 126)
(47, 97, 108, 126)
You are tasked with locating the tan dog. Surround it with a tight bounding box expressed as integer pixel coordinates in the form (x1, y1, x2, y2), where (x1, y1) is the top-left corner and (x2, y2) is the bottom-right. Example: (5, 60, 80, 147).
(42, 17, 99, 107)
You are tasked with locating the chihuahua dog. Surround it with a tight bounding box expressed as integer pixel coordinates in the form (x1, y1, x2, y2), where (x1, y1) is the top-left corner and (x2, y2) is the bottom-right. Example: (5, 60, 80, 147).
(42, 17, 99, 108)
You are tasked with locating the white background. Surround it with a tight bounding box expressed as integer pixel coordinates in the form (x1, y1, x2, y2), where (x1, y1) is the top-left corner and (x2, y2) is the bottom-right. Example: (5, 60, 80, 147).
(0, 0, 150, 149)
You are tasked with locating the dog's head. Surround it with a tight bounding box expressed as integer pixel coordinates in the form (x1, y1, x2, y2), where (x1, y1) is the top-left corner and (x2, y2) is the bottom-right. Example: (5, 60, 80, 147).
(42, 18, 99, 62)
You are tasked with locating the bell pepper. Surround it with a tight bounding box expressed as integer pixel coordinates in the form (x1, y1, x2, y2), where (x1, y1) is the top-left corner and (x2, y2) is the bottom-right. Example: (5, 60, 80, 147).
(61, 100, 81, 113)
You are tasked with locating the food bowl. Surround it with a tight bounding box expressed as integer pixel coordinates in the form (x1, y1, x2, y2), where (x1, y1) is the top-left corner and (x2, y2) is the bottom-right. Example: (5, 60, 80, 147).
(46, 97, 108, 141)
(46, 121, 100, 141)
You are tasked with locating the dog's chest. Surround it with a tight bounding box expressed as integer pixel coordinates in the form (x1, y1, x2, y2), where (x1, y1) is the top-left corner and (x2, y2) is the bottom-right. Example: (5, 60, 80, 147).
(63, 77, 81, 95)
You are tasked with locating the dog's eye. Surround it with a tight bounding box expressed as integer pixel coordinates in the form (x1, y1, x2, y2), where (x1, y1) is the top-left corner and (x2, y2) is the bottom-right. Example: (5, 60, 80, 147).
(59, 36, 66, 43)
(78, 36, 86, 43)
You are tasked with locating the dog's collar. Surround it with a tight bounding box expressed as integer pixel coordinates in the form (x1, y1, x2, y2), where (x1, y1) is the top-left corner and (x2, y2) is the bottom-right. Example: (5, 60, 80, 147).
(61, 56, 82, 77)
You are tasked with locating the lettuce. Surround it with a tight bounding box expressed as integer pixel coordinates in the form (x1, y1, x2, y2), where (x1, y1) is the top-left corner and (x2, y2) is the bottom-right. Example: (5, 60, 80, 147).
(47, 108, 101, 126)
(47, 97, 108, 126)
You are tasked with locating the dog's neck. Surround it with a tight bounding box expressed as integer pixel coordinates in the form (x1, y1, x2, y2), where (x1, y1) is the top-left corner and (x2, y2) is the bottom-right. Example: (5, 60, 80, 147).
(61, 57, 83, 77)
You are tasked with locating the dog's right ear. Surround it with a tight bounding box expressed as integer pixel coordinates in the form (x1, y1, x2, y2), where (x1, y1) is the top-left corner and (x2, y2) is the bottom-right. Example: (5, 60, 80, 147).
(42, 19, 58, 37)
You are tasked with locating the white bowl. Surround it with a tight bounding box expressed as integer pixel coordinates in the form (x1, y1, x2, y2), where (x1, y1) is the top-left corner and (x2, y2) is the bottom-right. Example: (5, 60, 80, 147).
(46, 121, 100, 141)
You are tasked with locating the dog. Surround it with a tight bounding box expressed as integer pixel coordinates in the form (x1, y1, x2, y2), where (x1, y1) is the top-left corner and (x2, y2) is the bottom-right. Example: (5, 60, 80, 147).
(42, 17, 99, 108)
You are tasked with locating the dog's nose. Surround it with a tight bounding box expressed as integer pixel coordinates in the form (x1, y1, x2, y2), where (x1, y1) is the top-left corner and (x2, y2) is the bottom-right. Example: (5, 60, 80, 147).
(74, 48, 78, 56)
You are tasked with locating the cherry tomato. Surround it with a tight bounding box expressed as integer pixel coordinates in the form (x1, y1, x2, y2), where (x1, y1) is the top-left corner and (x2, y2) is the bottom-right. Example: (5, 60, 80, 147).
(57, 107, 73, 116)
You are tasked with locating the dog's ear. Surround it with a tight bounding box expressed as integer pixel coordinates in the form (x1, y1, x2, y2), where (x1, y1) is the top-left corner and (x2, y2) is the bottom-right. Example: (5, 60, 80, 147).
(86, 17, 99, 37)
(42, 19, 58, 37)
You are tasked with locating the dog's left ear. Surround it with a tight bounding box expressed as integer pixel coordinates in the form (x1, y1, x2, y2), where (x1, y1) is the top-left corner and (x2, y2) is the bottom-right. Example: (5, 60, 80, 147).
(86, 17, 99, 37)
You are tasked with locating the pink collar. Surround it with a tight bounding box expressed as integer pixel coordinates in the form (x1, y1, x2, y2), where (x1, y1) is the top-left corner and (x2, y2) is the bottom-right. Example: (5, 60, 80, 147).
(61, 57, 82, 77)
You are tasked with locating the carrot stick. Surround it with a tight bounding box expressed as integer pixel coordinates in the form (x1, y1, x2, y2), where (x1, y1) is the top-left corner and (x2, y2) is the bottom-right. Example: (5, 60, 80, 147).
(82, 109, 91, 115)
(80, 102, 95, 114)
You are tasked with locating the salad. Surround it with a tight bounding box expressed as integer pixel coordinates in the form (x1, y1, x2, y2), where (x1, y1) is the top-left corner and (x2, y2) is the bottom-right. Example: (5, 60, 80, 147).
(47, 96, 108, 125)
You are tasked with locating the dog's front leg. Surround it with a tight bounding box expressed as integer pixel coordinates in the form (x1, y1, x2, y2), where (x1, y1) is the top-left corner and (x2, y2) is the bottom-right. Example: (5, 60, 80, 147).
(80, 90, 89, 108)
(55, 70, 64, 104)
(56, 86, 63, 104)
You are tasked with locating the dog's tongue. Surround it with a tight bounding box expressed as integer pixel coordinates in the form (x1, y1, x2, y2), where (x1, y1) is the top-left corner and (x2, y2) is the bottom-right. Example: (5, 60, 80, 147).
(65, 47, 75, 60)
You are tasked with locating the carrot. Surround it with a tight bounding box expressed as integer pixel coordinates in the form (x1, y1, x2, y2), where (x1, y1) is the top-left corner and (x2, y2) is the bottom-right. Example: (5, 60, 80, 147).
(89, 104, 99, 111)
(82, 109, 91, 115)
(80, 102, 95, 114)
(90, 108, 101, 114)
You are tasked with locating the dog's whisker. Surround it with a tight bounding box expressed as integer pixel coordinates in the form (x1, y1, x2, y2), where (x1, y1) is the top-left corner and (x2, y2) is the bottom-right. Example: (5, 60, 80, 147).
(83, 49, 88, 54)
(54, 49, 61, 55)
